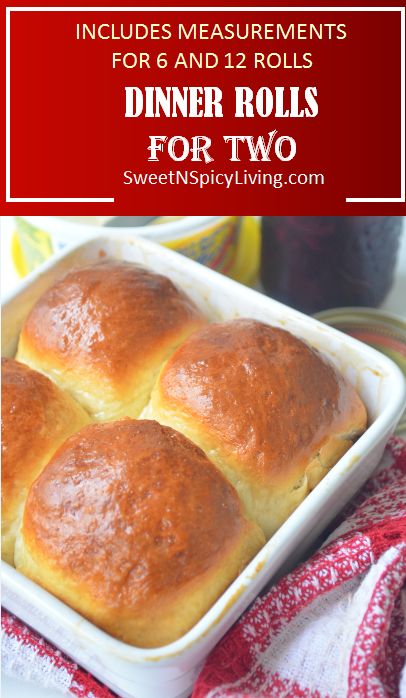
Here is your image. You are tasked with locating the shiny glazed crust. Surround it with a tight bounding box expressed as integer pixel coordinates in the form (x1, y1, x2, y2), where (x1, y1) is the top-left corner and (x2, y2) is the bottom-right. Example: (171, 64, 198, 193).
(1, 358, 90, 565)
(15, 420, 265, 648)
(16, 261, 206, 421)
(148, 319, 368, 538)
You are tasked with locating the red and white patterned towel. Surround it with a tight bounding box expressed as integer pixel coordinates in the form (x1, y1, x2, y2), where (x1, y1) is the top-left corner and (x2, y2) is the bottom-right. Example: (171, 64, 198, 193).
(2, 438, 406, 698)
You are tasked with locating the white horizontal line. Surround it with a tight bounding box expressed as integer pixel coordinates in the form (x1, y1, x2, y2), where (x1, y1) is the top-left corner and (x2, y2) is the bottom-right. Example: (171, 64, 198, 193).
(6, 197, 115, 202)
(7, 6, 404, 11)
(345, 197, 405, 203)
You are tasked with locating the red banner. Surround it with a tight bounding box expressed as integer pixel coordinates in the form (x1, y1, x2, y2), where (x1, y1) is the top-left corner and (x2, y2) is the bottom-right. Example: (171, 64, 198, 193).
(3, 2, 405, 214)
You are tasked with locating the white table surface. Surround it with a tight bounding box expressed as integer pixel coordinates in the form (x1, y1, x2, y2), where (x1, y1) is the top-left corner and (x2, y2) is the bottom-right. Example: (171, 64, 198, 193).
(1, 215, 405, 698)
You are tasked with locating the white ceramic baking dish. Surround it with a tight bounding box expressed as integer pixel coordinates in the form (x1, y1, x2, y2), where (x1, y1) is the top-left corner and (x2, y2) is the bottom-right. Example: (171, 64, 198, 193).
(2, 235, 406, 698)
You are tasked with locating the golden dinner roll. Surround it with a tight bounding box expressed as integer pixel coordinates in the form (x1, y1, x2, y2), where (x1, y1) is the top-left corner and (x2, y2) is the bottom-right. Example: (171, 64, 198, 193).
(16, 261, 206, 421)
(1, 358, 90, 565)
(148, 319, 368, 538)
(15, 419, 264, 648)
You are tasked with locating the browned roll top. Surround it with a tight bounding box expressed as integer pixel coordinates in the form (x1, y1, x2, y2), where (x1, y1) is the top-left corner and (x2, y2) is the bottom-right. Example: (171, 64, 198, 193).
(16, 260, 206, 420)
(157, 319, 365, 481)
(24, 420, 242, 598)
(2, 357, 61, 484)
(1, 357, 90, 564)
(19, 260, 203, 383)
(150, 319, 367, 536)
(17, 420, 264, 646)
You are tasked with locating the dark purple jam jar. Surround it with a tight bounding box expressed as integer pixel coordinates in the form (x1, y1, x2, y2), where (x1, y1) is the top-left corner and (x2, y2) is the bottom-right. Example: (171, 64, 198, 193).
(260, 217, 403, 314)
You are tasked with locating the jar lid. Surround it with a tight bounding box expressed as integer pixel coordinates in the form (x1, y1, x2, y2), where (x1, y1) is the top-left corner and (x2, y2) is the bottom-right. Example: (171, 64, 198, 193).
(314, 307, 406, 435)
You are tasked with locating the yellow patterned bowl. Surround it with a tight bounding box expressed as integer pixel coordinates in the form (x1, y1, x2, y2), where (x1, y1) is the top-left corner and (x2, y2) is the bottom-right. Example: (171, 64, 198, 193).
(12, 216, 260, 286)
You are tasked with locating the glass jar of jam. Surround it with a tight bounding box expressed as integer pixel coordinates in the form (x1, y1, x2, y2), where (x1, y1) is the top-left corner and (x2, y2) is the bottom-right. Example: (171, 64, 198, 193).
(260, 216, 403, 314)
